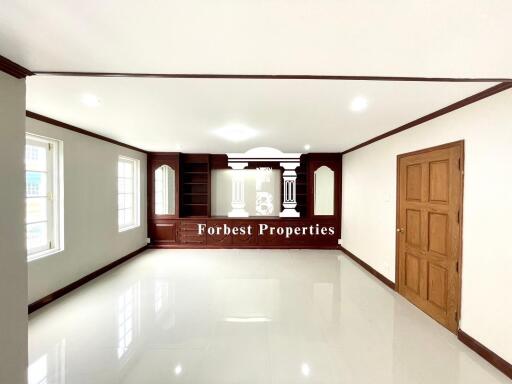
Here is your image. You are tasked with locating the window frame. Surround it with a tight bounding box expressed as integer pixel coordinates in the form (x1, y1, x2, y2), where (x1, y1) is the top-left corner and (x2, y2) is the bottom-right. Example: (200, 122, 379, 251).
(118, 155, 140, 232)
(25, 133, 64, 262)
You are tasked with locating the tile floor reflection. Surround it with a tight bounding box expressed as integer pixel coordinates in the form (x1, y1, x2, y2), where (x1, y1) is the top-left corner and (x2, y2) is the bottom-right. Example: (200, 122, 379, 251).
(28, 249, 510, 384)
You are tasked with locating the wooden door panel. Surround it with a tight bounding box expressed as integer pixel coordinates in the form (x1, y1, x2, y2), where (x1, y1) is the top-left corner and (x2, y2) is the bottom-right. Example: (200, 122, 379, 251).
(406, 209, 421, 246)
(406, 164, 422, 201)
(428, 212, 449, 255)
(427, 262, 448, 310)
(405, 253, 421, 294)
(429, 160, 450, 203)
(397, 142, 463, 333)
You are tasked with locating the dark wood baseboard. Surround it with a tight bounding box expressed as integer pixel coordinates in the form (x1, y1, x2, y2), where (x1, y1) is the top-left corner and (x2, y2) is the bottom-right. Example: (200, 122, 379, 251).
(458, 330, 512, 380)
(28, 245, 148, 314)
(338, 246, 395, 289)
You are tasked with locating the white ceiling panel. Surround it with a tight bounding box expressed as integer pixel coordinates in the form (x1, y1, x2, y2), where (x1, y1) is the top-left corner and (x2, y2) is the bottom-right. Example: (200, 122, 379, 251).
(1, 1, 511, 77)
(26, 76, 495, 152)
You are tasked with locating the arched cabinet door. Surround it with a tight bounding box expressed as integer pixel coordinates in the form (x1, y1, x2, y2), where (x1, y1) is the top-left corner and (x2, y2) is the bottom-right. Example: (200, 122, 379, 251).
(314, 165, 335, 215)
(154, 164, 176, 216)
(149, 155, 180, 219)
(307, 155, 341, 219)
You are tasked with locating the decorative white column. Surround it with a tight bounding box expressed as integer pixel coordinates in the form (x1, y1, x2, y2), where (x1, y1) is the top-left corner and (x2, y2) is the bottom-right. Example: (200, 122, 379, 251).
(228, 162, 249, 217)
(279, 161, 300, 217)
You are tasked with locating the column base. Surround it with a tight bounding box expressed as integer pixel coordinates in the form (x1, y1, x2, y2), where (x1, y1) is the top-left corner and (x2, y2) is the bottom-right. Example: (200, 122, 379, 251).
(228, 209, 249, 218)
(279, 208, 300, 218)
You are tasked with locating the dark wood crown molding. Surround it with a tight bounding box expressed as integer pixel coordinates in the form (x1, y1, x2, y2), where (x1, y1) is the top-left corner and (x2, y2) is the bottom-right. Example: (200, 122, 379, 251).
(0, 54, 34, 79)
(32, 71, 512, 82)
(342, 82, 512, 155)
(26, 111, 148, 154)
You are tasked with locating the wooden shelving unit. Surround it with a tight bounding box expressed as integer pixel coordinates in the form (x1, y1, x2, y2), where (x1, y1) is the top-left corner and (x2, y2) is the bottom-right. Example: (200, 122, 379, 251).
(181, 154, 210, 217)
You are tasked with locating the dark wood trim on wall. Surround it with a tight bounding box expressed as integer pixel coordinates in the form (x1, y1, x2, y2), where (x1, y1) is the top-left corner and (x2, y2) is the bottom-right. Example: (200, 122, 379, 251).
(0, 54, 34, 79)
(458, 330, 512, 380)
(342, 82, 512, 155)
(26, 111, 148, 154)
(33, 71, 512, 82)
(339, 246, 395, 290)
(28, 245, 148, 314)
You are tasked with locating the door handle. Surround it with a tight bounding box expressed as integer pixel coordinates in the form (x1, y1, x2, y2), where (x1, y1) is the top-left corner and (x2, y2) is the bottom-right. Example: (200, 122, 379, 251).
(397, 228, 405, 233)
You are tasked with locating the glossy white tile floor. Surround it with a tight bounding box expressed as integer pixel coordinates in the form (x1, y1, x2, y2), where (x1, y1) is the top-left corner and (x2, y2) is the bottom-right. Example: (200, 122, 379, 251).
(29, 249, 510, 384)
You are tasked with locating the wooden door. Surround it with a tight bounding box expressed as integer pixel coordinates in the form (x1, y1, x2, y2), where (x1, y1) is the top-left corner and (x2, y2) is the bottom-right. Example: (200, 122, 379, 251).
(397, 141, 463, 333)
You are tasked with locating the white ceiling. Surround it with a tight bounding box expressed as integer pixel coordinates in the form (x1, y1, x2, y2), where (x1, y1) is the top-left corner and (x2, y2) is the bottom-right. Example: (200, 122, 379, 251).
(1, 0, 512, 78)
(26, 76, 494, 153)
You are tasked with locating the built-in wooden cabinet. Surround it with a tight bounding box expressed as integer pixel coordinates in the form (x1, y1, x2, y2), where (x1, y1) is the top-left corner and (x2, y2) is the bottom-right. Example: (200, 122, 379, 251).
(147, 152, 342, 249)
(181, 154, 210, 217)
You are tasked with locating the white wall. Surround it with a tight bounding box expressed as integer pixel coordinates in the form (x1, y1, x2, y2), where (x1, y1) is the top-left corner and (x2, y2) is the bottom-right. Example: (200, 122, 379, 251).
(26, 117, 147, 303)
(342, 88, 512, 363)
(0, 72, 27, 384)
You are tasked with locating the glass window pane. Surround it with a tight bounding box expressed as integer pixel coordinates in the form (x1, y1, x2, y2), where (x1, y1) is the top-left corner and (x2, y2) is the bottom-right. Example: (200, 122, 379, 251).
(118, 195, 126, 210)
(27, 222, 48, 251)
(124, 194, 132, 209)
(124, 162, 133, 176)
(26, 197, 48, 223)
(119, 210, 126, 226)
(26, 171, 47, 197)
(25, 144, 47, 171)
(118, 179, 125, 193)
(125, 209, 133, 225)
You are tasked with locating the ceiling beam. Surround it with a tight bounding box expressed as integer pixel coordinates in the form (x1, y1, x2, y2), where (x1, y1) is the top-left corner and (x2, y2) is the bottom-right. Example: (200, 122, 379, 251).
(33, 71, 512, 82)
(0, 55, 34, 79)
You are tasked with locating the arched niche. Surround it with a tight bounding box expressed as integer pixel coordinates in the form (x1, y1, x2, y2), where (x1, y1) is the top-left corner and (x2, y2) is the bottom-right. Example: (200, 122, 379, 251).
(154, 164, 176, 215)
(314, 165, 335, 215)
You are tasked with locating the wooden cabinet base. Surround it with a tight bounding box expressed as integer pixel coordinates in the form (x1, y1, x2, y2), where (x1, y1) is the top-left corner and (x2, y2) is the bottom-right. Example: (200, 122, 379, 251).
(148, 218, 339, 249)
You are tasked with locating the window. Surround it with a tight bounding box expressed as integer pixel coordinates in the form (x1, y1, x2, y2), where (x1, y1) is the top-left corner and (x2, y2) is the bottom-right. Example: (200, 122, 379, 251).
(25, 134, 63, 261)
(118, 156, 140, 231)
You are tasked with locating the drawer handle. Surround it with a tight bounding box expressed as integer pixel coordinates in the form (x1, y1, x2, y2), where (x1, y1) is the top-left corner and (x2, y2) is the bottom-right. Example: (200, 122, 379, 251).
(156, 224, 173, 227)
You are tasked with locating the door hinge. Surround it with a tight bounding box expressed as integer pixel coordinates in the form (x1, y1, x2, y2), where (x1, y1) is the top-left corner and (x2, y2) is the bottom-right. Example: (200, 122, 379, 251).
(455, 311, 458, 321)
(455, 261, 459, 273)
(48, 143, 52, 151)
(457, 210, 460, 224)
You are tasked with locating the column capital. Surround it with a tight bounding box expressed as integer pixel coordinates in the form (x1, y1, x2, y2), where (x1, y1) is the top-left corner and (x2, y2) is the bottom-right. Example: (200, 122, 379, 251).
(228, 162, 248, 170)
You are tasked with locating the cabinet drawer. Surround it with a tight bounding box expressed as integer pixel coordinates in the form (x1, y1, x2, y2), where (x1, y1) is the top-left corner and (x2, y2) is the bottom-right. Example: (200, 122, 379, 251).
(179, 232, 206, 244)
(180, 221, 206, 232)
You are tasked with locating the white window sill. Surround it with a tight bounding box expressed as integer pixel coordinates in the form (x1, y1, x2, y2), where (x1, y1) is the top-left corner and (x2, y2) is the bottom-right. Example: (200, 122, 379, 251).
(27, 247, 64, 263)
(119, 224, 140, 233)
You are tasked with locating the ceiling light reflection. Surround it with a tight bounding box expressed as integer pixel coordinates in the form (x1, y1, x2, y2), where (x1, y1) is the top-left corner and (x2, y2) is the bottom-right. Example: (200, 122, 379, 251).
(213, 124, 259, 142)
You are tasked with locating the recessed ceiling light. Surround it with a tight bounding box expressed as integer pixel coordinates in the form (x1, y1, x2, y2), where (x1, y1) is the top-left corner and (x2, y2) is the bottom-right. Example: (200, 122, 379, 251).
(174, 365, 182, 376)
(304, 144, 311, 151)
(350, 96, 368, 112)
(81, 93, 100, 107)
(213, 123, 258, 142)
(301, 363, 311, 377)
